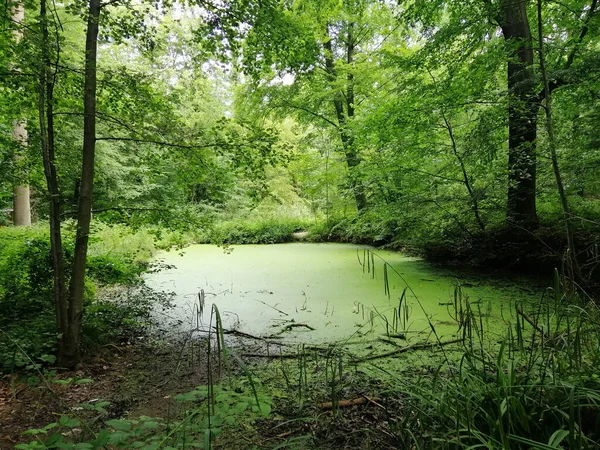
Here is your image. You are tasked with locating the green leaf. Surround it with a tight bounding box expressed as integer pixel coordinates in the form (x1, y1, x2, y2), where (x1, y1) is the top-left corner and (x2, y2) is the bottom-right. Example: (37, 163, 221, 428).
(107, 430, 130, 444)
(509, 435, 561, 449)
(175, 390, 203, 401)
(58, 415, 80, 427)
(232, 401, 248, 413)
(106, 419, 133, 431)
(253, 402, 271, 416)
(14, 444, 45, 450)
(91, 430, 113, 447)
(215, 393, 231, 402)
(39, 354, 56, 364)
(548, 430, 569, 447)
(140, 444, 160, 450)
(140, 420, 160, 430)
(22, 428, 47, 436)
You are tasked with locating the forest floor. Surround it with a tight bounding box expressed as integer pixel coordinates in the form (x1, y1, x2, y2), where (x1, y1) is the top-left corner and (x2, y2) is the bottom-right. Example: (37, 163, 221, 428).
(0, 333, 401, 449)
(0, 336, 209, 448)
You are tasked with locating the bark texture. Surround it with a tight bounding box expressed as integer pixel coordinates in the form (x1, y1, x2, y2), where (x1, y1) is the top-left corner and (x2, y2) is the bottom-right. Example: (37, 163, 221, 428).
(12, 123, 31, 226)
(11, 2, 31, 226)
(59, 0, 101, 368)
(324, 25, 367, 213)
(498, 0, 538, 228)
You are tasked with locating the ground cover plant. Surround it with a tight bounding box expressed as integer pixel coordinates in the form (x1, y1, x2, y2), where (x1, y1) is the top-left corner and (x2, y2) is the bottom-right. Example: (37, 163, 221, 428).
(202, 217, 310, 245)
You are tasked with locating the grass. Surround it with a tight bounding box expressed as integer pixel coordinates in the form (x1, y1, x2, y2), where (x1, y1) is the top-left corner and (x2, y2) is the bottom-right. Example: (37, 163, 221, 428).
(5, 220, 600, 449)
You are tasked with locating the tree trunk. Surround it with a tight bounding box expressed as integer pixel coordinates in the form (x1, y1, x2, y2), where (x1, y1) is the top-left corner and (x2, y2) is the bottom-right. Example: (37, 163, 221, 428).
(39, 0, 68, 347)
(343, 23, 367, 213)
(59, 0, 101, 369)
(11, 2, 31, 226)
(323, 26, 367, 214)
(499, 0, 538, 228)
(12, 124, 31, 226)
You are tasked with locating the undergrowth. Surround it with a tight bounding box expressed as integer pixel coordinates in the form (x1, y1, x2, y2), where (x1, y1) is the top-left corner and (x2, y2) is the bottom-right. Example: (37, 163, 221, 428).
(13, 304, 274, 450)
(0, 223, 168, 373)
(203, 217, 309, 244)
(386, 272, 600, 449)
(5, 222, 600, 449)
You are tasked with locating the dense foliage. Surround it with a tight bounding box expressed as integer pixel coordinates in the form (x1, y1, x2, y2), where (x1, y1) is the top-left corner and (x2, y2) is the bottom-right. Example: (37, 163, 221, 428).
(0, 224, 163, 371)
(1, 0, 600, 447)
(2, 0, 597, 280)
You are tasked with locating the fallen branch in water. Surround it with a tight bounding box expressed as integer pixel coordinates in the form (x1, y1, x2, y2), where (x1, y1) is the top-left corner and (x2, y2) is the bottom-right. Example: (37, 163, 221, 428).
(377, 337, 400, 347)
(256, 299, 288, 316)
(243, 343, 332, 358)
(516, 306, 547, 338)
(385, 333, 406, 340)
(275, 323, 315, 334)
(219, 328, 297, 349)
(242, 353, 300, 359)
(317, 396, 382, 410)
(352, 338, 463, 363)
(220, 328, 268, 341)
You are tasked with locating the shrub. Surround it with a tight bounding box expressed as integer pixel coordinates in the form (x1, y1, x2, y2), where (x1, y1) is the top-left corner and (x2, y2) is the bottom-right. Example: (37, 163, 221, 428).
(204, 217, 310, 244)
(0, 224, 162, 373)
(87, 255, 145, 285)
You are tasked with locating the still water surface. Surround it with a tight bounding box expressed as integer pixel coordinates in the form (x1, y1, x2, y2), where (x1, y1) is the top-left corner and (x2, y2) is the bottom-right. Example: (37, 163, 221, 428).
(145, 243, 533, 345)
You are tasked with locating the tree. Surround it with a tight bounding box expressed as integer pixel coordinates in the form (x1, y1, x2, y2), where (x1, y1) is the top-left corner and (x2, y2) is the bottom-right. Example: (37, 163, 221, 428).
(323, 20, 368, 213)
(34, 0, 111, 367)
(58, 0, 101, 367)
(32, 0, 286, 366)
(199, 0, 392, 214)
(11, 0, 31, 226)
(494, 0, 538, 227)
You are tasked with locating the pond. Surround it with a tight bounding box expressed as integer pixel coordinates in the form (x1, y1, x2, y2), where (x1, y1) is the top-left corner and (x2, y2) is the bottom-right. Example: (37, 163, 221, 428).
(145, 243, 538, 347)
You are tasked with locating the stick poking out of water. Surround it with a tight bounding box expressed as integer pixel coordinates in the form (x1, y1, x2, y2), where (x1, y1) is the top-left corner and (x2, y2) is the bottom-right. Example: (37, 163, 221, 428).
(256, 299, 289, 316)
(275, 323, 315, 334)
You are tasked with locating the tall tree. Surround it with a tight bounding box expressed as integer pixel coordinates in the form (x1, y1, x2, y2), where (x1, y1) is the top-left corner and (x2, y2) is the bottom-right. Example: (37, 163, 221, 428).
(207, 0, 394, 213)
(38, 0, 68, 365)
(323, 21, 367, 212)
(36, 0, 102, 368)
(59, 0, 101, 368)
(495, 0, 538, 227)
(11, 0, 31, 226)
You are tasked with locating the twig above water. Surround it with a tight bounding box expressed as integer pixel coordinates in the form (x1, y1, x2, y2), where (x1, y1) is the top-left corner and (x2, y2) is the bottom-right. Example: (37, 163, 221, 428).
(256, 299, 288, 316)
